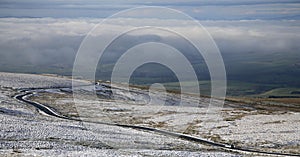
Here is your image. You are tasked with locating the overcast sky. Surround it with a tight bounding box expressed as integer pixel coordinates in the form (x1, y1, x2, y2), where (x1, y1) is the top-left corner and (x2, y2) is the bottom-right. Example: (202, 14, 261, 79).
(0, 0, 299, 20)
(0, 0, 299, 71)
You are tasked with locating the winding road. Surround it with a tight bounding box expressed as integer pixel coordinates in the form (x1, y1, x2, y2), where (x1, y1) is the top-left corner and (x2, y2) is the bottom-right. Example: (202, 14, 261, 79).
(14, 86, 300, 157)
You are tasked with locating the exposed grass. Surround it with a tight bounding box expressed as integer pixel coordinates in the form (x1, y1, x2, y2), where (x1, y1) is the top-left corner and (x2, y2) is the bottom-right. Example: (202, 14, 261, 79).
(30, 92, 79, 118)
(226, 97, 300, 112)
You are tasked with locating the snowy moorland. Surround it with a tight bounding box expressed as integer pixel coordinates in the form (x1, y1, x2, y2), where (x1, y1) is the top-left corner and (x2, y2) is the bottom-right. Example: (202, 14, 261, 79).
(0, 72, 239, 156)
(0, 72, 299, 156)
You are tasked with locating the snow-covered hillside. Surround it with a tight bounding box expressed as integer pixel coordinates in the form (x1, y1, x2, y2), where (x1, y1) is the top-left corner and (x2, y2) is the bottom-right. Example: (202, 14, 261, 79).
(0, 72, 239, 156)
(0, 72, 299, 156)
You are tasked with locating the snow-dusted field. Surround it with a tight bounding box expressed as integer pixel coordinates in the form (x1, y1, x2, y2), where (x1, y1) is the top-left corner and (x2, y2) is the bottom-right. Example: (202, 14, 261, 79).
(0, 72, 88, 89)
(0, 72, 71, 89)
(64, 83, 300, 155)
(0, 72, 240, 156)
(1, 72, 299, 156)
(1, 112, 236, 157)
(212, 112, 300, 153)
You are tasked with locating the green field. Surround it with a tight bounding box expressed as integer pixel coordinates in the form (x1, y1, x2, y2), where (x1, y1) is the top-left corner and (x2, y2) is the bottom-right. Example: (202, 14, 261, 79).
(259, 88, 300, 98)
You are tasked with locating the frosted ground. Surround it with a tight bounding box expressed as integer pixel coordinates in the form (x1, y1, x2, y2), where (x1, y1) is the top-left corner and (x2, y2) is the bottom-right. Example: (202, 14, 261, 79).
(0, 72, 238, 156)
(0, 72, 299, 156)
